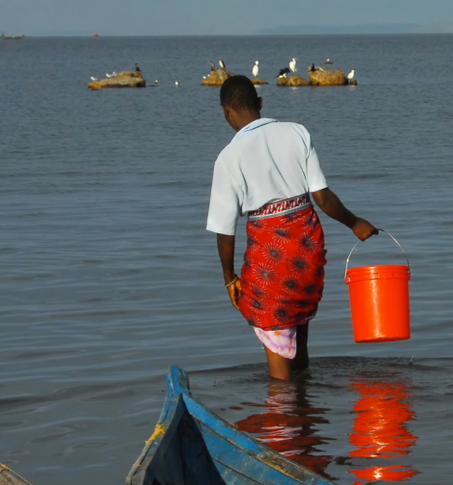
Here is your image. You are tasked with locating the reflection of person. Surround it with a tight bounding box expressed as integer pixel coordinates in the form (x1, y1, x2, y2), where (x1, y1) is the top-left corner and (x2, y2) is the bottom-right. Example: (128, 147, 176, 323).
(206, 75, 377, 380)
(236, 379, 334, 480)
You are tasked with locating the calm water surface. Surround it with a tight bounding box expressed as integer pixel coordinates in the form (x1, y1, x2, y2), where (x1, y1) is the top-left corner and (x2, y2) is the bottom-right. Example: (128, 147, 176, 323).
(0, 35, 452, 484)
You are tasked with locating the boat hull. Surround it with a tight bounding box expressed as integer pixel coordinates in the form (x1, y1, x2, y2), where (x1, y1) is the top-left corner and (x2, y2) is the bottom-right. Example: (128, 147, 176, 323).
(126, 366, 336, 485)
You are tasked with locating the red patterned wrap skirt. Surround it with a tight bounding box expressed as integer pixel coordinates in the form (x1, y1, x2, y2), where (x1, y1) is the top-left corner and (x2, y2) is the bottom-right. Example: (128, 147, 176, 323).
(239, 194, 327, 331)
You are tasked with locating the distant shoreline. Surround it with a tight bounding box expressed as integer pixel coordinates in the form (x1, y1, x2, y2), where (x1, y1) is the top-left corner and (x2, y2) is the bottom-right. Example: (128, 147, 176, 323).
(256, 22, 453, 35)
(16, 31, 453, 38)
(15, 21, 453, 37)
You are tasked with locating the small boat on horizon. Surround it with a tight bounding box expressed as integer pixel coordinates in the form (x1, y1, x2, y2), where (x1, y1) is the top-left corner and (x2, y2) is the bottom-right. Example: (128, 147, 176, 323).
(1, 34, 25, 40)
(126, 365, 336, 485)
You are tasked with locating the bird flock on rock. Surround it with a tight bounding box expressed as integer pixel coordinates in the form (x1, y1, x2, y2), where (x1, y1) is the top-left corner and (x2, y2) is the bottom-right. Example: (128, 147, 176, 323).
(89, 63, 181, 86)
(206, 58, 300, 80)
(247, 57, 353, 81)
(90, 58, 355, 86)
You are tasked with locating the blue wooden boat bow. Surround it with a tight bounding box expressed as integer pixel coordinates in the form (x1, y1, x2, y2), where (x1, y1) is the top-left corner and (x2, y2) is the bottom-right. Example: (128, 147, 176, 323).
(126, 366, 337, 485)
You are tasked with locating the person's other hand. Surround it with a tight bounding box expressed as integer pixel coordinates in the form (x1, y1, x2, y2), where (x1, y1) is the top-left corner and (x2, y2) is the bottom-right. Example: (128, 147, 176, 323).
(227, 278, 242, 310)
(352, 218, 379, 241)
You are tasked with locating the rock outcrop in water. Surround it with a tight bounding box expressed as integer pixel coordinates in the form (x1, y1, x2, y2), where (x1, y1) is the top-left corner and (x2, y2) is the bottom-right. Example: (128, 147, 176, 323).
(308, 67, 347, 86)
(276, 67, 355, 87)
(277, 76, 310, 87)
(88, 71, 146, 90)
(251, 78, 269, 85)
(202, 68, 233, 86)
(202, 68, 268, 86)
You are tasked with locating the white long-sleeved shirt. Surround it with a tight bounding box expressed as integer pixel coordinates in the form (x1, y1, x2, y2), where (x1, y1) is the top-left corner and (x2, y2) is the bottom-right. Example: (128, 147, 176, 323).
(206, 118, 328, 235)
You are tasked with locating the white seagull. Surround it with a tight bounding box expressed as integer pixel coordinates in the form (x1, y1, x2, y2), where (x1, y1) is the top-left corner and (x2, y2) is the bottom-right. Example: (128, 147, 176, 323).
(106, 71, 117, 78)
(289, 58, 297, 73)
(252, 60, 259, 78)
(347, 69, 355, 81)
(90, 76, 98, 81)
(175, 81, 179, 86)
(218, 59, 225, 69)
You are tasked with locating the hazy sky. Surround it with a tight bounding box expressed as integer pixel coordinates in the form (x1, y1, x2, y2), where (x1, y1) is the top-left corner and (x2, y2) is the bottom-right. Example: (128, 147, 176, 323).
(2, 0, 453, 35)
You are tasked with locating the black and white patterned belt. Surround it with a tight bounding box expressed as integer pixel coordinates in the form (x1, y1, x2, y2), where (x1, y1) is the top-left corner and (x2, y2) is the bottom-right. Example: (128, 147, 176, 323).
(247, 193, 312, 221)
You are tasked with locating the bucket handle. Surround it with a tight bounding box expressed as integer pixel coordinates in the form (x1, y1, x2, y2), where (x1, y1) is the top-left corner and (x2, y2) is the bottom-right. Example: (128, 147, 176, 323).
(344, 229, 410, 281)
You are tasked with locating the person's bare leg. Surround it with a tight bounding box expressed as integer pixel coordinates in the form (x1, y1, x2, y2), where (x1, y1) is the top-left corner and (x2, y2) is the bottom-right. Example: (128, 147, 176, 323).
(263, 324, 309, 379)
(291, 324, 309, 370)
(264, 346, 292, 380)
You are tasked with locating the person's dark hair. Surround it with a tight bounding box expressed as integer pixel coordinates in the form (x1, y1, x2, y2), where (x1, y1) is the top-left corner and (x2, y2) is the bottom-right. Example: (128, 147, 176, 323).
(220, 75, 260, 113)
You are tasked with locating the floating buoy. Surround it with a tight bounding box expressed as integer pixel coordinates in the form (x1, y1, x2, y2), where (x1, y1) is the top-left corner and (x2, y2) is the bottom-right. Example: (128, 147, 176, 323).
(93, 33, 99, 37)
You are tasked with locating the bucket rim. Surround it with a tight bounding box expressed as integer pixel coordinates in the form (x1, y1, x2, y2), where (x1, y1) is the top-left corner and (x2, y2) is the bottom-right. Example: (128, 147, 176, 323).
(346, 264, 410, 273)
(346, 264, 411, 283)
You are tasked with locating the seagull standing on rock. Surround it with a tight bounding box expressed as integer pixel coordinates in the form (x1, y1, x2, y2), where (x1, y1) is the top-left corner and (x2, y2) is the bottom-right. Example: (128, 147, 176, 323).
(90, 76, 98, 81)
(135, 63, 141, 72)
(218, 59, 226, 69)
(347, 69, 355, 81)
(208, 61, 215, 71)
(252, 60, 259, 78)
(289, 58, 297, 72)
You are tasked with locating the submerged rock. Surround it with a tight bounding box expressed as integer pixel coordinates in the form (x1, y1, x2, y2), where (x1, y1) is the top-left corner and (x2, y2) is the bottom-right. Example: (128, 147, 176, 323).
(277, 76, 310, 87)
(88, 71, 146, 89)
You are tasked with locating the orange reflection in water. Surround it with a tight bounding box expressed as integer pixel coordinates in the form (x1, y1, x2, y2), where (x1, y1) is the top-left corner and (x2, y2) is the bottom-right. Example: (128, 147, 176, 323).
(348, 380, 419, 483)
(235, 380, 334, 480)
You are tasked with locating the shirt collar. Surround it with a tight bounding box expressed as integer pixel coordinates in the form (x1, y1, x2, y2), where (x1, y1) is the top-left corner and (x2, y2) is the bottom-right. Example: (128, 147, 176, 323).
(232, 118, 278, 141)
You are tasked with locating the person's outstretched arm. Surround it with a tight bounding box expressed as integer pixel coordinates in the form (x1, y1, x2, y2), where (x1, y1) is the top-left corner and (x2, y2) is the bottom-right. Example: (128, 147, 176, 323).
(217, 234, 242, 309)
(311, 188, 378, 240)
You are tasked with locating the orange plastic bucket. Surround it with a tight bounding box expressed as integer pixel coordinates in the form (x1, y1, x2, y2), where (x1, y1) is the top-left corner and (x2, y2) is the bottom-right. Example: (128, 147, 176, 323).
(345, 231, 411, 343)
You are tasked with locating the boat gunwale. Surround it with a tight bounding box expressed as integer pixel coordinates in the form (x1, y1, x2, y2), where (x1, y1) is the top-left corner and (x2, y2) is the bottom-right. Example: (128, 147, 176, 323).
(181, 391, 336, 485)
(0, 463, 33, 485)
